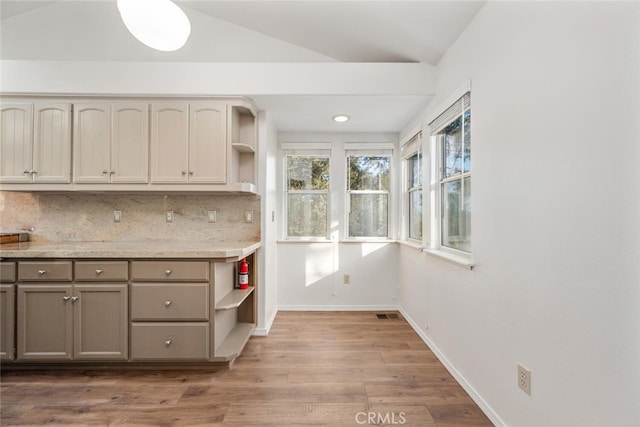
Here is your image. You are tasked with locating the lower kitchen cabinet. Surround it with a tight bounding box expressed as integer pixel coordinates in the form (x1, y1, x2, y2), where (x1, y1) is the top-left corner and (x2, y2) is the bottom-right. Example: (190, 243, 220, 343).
(16, 283, 128, 361)
(2, 250, 258, 368)
(0, 283, 16, 361)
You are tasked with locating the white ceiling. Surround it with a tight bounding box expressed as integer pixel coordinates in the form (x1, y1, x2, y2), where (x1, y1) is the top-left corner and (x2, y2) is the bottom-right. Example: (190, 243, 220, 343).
(0, 0, 485, 132)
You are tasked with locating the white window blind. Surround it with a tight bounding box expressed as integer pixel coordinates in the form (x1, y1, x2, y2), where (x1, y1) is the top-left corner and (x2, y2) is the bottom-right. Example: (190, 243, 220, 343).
(429, 92, 470, 134)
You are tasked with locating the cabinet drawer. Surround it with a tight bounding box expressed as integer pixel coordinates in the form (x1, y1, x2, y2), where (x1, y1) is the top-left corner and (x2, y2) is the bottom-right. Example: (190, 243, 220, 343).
(131, 261, 209, 281)
(131, 283, 209, 320)
(18, 261, 72, 281)
(130, 323, 209, 360)
(1, 262, 16, 283)
(75, 261, 128, 281)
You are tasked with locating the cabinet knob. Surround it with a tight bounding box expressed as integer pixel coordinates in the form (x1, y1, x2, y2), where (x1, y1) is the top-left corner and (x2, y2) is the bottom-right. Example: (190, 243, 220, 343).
(189, 171, 194, 175)
(164, 269, 172, 276)
(30, 170, 36, 174)
(71, 296, 79, 302)
(37, 269, 46, 275)
(110, 170, 116, 175)
(102, 170, 109, 174)
(181, 170, 186, 175)
(165, 339, 172, 347)
(95, 269, 103, 275)
(23, 170, 30, 174)
(164, 300, 172, 307)
(63, 296, 70, 302)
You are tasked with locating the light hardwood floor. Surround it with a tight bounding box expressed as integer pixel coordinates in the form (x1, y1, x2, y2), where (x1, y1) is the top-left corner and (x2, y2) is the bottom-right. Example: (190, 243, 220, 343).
(1, 311, 493, 426)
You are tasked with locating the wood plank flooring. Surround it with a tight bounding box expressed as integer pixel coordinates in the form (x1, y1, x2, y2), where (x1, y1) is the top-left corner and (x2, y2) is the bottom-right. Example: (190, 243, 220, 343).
(1, 311, 493, 426)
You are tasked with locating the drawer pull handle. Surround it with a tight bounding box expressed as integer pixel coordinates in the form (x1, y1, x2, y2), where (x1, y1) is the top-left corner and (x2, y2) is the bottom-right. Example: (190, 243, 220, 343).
(37, 269, 46, 275)
(71, 296, 79, 302)
(164, 300, 172, 307)
(63, 296, 70, 302)
(164, 269, 172, 276)
(95, 269, 103, 275)
(165, 339, 172, 347)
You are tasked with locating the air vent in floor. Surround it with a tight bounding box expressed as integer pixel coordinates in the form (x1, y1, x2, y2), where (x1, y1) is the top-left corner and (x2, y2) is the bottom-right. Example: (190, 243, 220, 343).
(376, 313, 400, 320)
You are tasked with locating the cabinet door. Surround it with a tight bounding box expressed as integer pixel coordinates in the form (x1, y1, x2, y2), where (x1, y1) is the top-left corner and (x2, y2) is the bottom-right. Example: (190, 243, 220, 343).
(17, 284, 73, 360)
(74, 284, 128, 360)
(0, 284, 15, 361)
(33, 103, 71, 183)
(0, 103, 33, 183)
(189, 102, 227, 183)
(111, 103, 149, 183)
(151, 102, 189, 183)
(73, 103, 111, 183)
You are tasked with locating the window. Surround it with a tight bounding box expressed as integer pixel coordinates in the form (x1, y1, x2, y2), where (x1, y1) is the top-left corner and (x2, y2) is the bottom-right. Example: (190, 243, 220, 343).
(347, 152, 391, 238)
(284, 152, 330, 239)
(402, 133, 423, 242)
(430, 92, 471, 253)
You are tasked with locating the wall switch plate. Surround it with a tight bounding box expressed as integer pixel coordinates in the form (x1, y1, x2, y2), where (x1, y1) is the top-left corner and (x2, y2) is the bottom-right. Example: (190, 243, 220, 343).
(244, 211, 254, 223)
(166, 210, 174, 223)
(518, 364, 531, 395)
(343, 274, 351, 284)
(207, 210, 217, 222)
(114, 210, 122, 223)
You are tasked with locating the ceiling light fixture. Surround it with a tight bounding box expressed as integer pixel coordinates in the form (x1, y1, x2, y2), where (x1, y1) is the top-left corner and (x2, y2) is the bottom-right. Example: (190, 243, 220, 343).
(332, 114, 350, 123)
(117, 0, 191, 52)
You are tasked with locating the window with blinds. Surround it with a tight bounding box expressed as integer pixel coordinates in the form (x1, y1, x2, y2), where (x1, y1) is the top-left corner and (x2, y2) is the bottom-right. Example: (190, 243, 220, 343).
(430, 92, 471, 253)
(401, 133, 423, 242)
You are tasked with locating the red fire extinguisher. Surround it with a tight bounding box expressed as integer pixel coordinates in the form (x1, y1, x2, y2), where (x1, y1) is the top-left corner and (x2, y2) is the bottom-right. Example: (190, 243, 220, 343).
(238, 258, 249, 289)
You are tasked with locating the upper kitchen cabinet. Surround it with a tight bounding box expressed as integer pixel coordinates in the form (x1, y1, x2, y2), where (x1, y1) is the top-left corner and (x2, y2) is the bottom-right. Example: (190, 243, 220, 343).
(151, 101, 226, 184)
(73, 103, 149, 183)
(0, 103, 71, 183)
(229, 102, 257, 187)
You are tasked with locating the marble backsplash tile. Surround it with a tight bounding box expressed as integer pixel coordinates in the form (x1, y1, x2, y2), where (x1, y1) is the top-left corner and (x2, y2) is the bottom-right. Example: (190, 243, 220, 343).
(0, 192, 261, 243)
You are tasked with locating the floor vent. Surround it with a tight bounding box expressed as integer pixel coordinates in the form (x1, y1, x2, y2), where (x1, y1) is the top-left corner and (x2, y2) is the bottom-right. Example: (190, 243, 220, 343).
(376, 313, 400, 320)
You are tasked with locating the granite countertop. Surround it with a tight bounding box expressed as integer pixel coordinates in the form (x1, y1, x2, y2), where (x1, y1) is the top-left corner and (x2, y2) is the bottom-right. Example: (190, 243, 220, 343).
(0, 240, 262, 259)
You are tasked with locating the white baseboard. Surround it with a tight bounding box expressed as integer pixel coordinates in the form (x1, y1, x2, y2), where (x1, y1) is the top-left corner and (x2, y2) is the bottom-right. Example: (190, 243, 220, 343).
(398, 307, 507, 427)
(252, 306, 279, 336)
(277, 304, 400, 311)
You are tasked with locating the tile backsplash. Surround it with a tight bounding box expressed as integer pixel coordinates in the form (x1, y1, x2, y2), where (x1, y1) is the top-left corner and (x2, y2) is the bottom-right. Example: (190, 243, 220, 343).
(0, 192, 260, 243)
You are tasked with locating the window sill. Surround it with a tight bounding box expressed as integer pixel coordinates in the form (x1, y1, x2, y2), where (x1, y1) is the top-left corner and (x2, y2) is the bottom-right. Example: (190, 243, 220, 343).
(397, 240, 424, 251)
(422, 248, 475, 270)
(277, 239, 333, 244)
(340, 239, 396, 244)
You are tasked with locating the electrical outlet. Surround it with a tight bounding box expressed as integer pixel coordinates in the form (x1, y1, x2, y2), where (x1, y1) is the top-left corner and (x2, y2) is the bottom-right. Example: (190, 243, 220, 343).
(166, 210, 174, 223)
(207, 210, 217, 222)
(343, 274, 351, 284)
(518, 364, 531, 395)
(244, 211, 254, 223)
(113, 210, 122, 223)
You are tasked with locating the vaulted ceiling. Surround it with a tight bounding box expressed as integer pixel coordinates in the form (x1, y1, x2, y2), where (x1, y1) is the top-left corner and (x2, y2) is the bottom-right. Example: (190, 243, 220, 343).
(0, 0, 485, 132)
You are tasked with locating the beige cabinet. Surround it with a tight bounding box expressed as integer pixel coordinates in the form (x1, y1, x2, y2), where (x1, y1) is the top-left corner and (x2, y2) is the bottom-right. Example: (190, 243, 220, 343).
(16, 260, 128, 361)
(0, 102, 71, 183)
(1, 262, 16, 361)
(73, 103, 149, 183)
(151, 102, 227, 184)
(130, 260, 211, 361)
(17, 284, 74, 360)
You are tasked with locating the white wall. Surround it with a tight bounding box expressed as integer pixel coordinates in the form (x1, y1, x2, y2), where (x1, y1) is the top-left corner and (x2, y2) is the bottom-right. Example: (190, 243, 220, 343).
(276, 132, 399, 310)
(256, 111, 279, 333)
(399, 2, 640, 426)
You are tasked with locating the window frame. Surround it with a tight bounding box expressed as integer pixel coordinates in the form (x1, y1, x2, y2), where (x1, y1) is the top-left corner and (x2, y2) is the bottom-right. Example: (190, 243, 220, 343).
(282, 149, 331, 241)
(345, 149, 394, 241)
(401, 132, 424, 245)
(427, 85, 472, 262)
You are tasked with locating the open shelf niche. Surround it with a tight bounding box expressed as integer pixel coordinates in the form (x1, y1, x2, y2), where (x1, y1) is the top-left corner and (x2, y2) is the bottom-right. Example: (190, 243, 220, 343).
(229, 103, 257, 188)
(212, 252, 256, 362)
